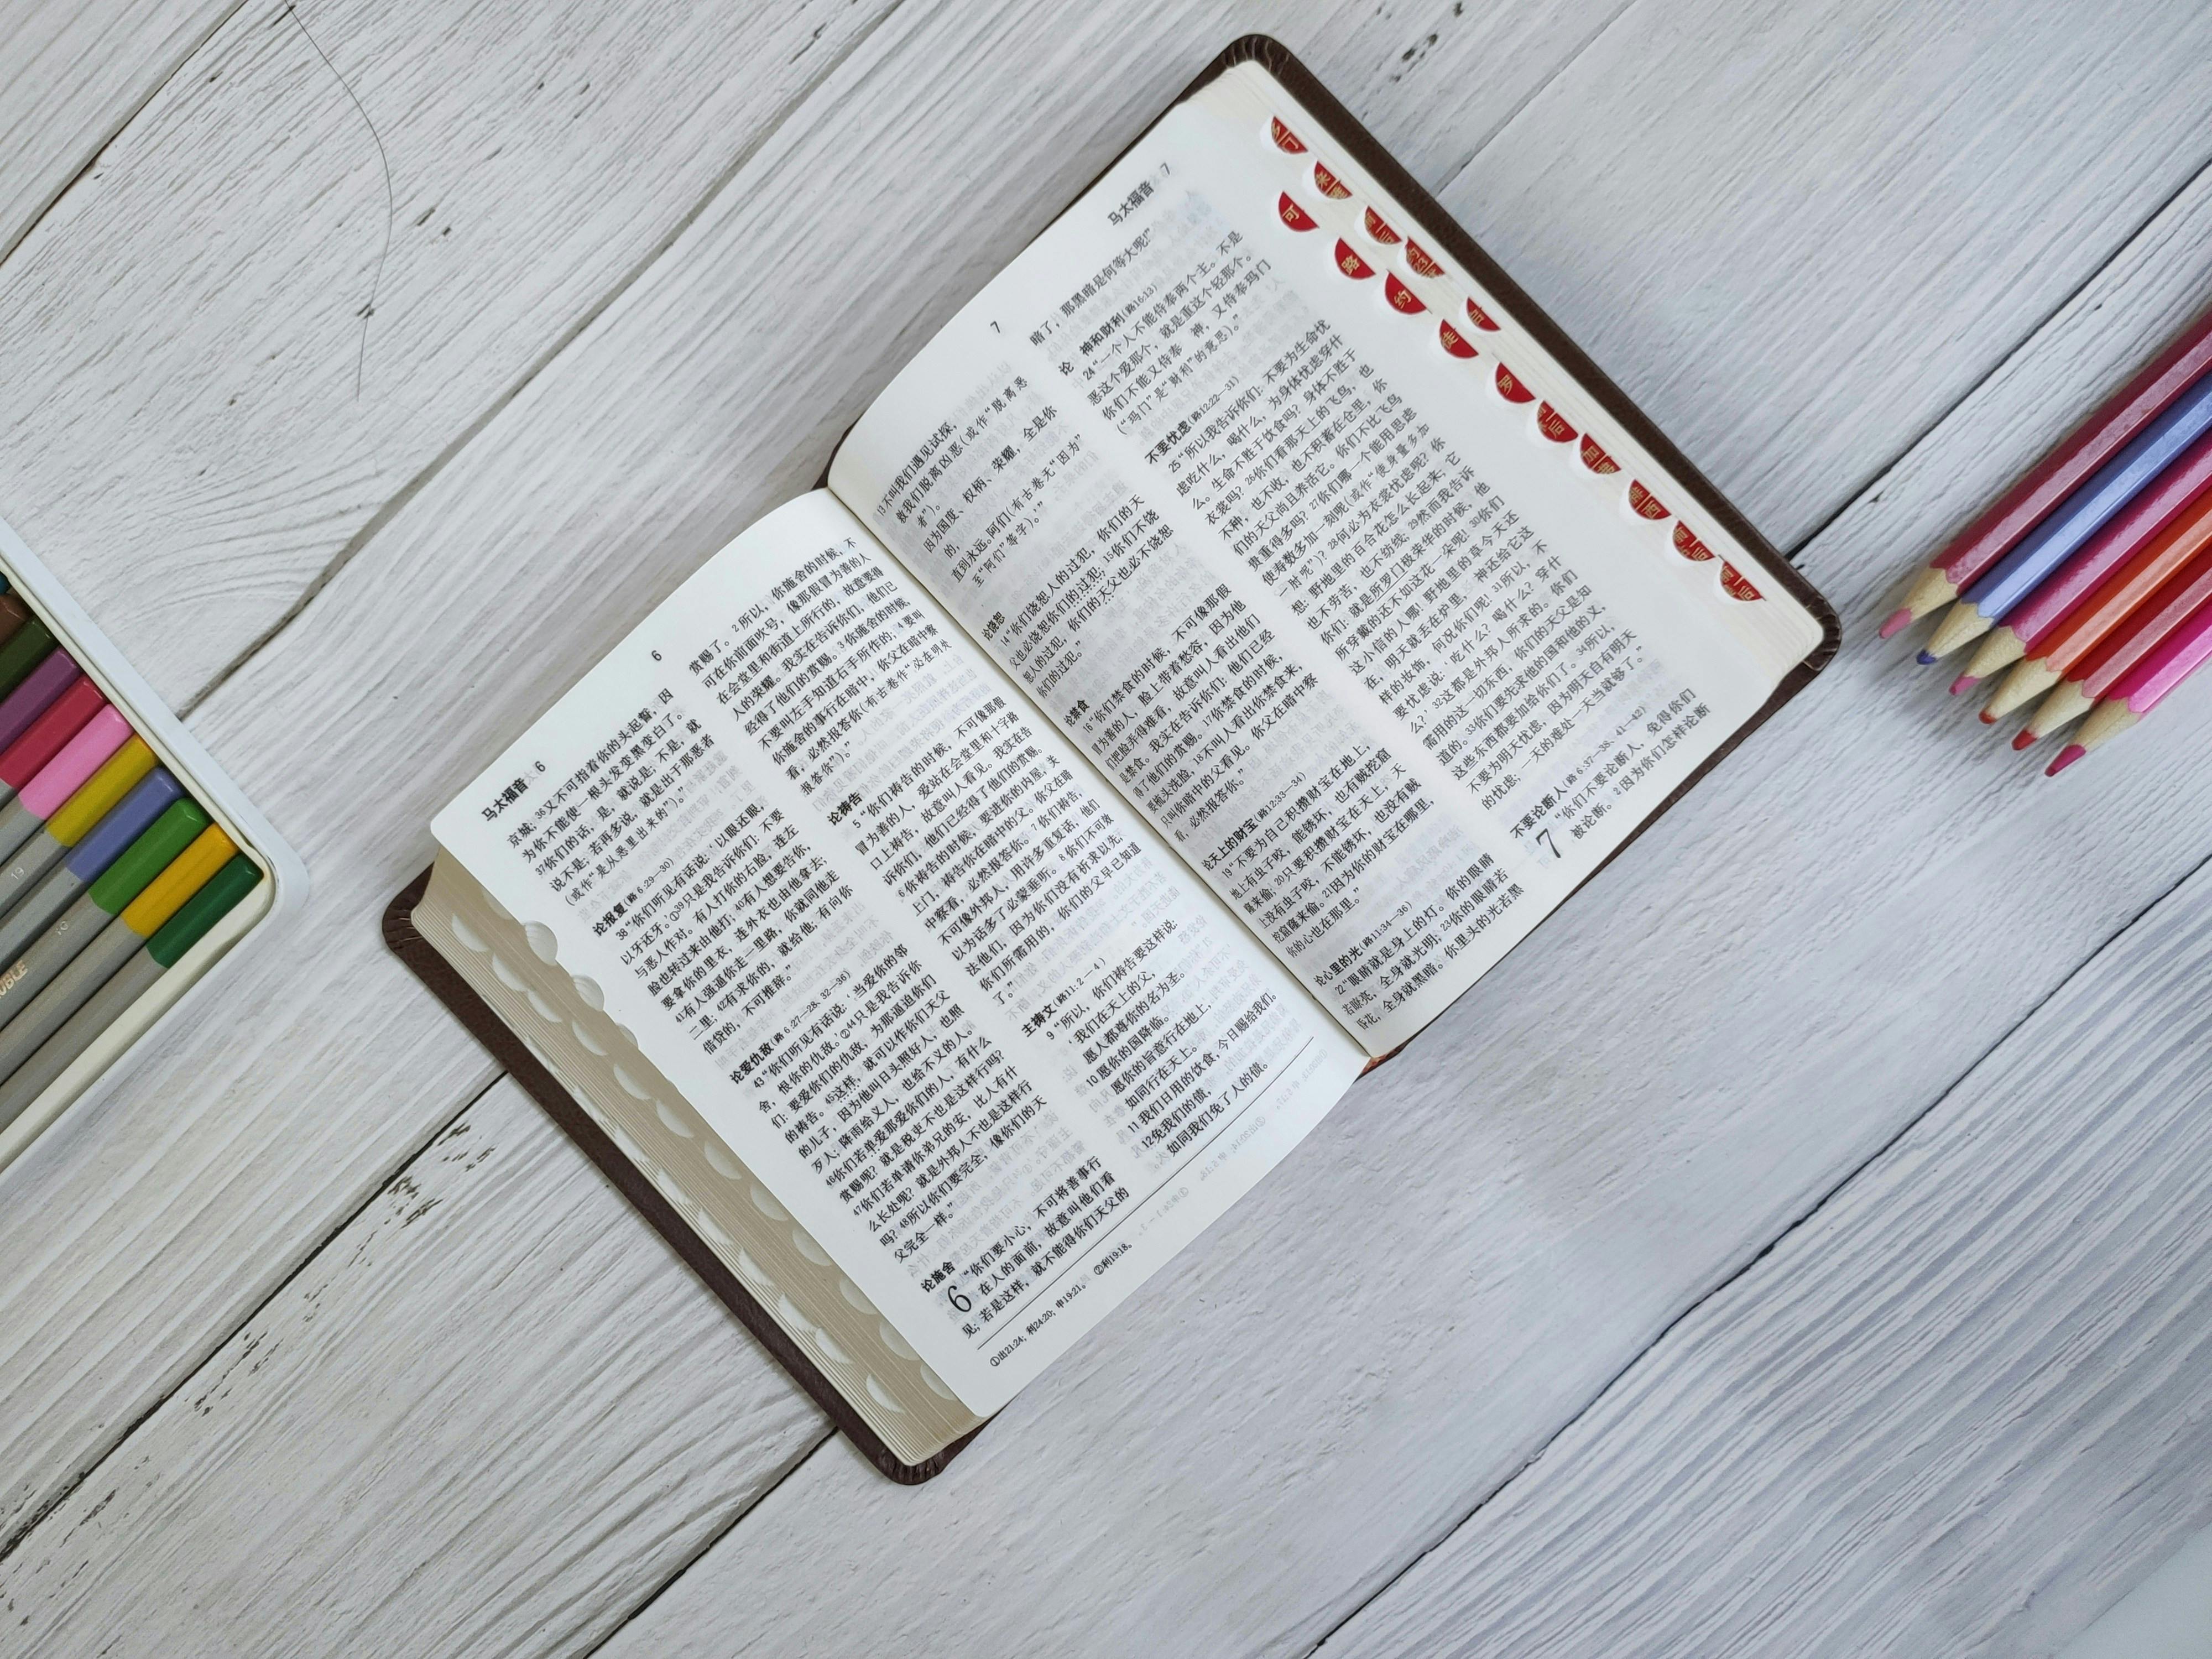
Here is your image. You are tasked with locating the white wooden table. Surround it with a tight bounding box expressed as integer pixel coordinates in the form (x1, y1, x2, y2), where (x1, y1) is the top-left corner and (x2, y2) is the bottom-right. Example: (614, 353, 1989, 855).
(4, 2, 2211, 1653)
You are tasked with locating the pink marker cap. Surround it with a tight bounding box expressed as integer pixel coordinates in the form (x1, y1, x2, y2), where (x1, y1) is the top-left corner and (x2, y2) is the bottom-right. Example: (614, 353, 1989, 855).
(20, 705, 131, 819)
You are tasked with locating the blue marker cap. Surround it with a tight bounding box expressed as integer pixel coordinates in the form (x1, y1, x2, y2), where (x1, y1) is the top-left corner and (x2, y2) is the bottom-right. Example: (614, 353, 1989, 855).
(64, 768, 184, 883)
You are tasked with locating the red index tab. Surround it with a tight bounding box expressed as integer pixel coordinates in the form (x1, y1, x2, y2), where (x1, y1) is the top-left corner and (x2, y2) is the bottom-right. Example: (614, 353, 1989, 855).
(1720, 562, 1762, 600)
(1495, 364, 1534, 403)
(1404, 239, 1444, 278)
(1672, 522, 1715, 561)
(1628, 480, 1670, 520)
(1277, 192, 1318, 232)
(1313, 161, 1352, 200)
(1437, 320, 1478, 358)
(0, 675, 102, 789)
(1384, 273, 1425, 314)
(1333, 238, 1376, 279)
(1465, 298, 1501, 331)
(1270, 117, 1306, 153)
(1536, 403, 1577, 442)
(1363, 206, 1401, 244)
(1580, 435, 1620, 474)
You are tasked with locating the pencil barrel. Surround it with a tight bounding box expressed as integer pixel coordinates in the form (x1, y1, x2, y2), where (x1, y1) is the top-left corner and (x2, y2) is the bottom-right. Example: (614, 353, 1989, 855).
(0, 869, 82, 970)
(0, 797, 37, 866)
(0, 891, 108, 1032)
(0, 917, 139, 1088)
(0, 831, 66, 922)
(0, 951, 163, 1131)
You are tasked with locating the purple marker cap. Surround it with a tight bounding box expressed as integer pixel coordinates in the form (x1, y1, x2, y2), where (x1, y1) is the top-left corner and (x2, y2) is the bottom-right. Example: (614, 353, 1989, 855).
(0, 651, 80, 753)
(64, 768, 183, 884)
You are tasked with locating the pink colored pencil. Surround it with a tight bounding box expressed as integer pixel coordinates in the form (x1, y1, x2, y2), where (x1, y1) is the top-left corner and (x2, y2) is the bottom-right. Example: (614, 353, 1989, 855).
(1948, 427, 2212, 691)
(20, 706, 131, 818)
(2046, 600, 2212, 774)
(1882, 299, 2212, 638)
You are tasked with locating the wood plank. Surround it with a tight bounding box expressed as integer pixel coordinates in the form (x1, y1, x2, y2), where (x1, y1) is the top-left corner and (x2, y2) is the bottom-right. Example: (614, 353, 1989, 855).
(2060, 1524, 2212, 1659)
(0, 1081, 822, 1658)
(0, 0, 895, 707)
(0, 0, 1613, 1578)
(1321, 859, 2212, 1659)
(1434, 0, 2212, 547)
(5, 0, 2212, 1647)
(588, 153, 2212, 1659)
(0, 0, 231, 263)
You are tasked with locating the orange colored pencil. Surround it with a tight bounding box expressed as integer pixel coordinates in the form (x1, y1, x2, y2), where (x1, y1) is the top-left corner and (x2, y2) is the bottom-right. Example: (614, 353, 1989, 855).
(2015, 549, 2212, 745)
(1980, 487, 2212, 720)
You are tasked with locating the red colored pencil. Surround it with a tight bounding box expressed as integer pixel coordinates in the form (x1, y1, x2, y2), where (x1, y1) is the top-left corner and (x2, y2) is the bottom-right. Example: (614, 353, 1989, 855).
(1980, 491, 2212, 720)
(1948, 428, 2212, 691)
(1881, 298, 2212, 637)
(2046, 599, 2212, 773)
(2017, 556, 2212, 745)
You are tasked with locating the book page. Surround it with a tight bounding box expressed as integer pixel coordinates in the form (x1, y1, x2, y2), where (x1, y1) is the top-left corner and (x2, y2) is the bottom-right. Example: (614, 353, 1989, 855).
(433, 493, 1364, 1415)
(830, 59, 1824, 1049)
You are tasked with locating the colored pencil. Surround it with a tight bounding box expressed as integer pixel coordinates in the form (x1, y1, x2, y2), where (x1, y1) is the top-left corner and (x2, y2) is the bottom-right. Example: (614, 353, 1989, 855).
(1917, 372, 2212, 662)
(1881, 300, 2212, 637)
(0, 706, 130, 863)
(0, 617, 57, 702)
(0, 854, 261, 1125)
(2045, 601, 2212, 774)
(1949, 432, 2212, 691)
(0, 826, 234, 1086)
(0, 676, 105, 813)
(0, 735, 156, 913)
(0, 649, 76, 753)
(2017, 561, 2212, 745)
(0, 797, 210, 1029)
(0, 593, 27, 648)
(0, 768, 185, 963)
(1983, 505, 2212, 721)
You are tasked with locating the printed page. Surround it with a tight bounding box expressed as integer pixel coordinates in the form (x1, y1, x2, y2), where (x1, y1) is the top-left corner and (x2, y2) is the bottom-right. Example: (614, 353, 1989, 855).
(433, 493, 1364, 1416)
(830, 59, 1823, 1050)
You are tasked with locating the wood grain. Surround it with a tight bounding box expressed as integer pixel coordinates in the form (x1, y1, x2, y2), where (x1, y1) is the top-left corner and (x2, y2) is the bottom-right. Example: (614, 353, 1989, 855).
(1435, 0, 2212, 549)
(1321, 858, 2212, 1659)
(0, 1080, 823, 1659)
(591, 149, 2212, 1659)
(0, 0, 231, 263)
(2, 0, 2211, 1651)
(0, 0, 895, 707)
(0, 0, 1605, 1582)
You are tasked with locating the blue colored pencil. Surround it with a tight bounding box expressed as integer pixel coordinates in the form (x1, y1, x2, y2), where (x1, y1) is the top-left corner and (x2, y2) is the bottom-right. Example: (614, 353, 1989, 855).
(1918, 368, 2212, 662)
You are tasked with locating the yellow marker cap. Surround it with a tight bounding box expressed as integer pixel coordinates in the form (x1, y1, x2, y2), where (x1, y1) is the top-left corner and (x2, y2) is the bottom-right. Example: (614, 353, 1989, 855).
(48, 736, 156, 846)
(122, 824, 237, 938)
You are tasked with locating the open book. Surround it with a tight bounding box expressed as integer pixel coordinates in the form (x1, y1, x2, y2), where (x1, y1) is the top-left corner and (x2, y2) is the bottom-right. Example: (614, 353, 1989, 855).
(394, 39, 1835, 1480)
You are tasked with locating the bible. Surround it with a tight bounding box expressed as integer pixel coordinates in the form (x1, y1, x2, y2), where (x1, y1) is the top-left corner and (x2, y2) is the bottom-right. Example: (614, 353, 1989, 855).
(390, 38, 1837, 1481)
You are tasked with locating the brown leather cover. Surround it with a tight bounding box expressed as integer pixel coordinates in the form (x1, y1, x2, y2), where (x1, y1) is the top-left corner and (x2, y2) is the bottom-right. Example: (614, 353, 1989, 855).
(391, 36, 1838, 1483)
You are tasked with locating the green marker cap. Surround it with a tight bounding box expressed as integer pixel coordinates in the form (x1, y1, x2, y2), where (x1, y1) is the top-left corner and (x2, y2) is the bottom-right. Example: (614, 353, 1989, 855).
(146, 854, 262, 968)
(89, 799, 210, 915)
(0, 614, 56, 693)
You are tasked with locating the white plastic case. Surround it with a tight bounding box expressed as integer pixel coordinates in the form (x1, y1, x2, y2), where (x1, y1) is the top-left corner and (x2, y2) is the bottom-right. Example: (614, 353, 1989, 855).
(0, 513, 307, 1172)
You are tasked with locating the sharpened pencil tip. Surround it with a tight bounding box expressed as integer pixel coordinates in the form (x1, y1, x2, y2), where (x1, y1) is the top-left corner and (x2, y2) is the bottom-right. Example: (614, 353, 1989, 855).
(2046, 744, 2086, 777)
(1916, 650, 1937, 666)
(1979, 710, 1996, 724)
(1948, 674, 1976, 696)
(1877, 607, 1913, 639)
(2011, 729, 2037, 751)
